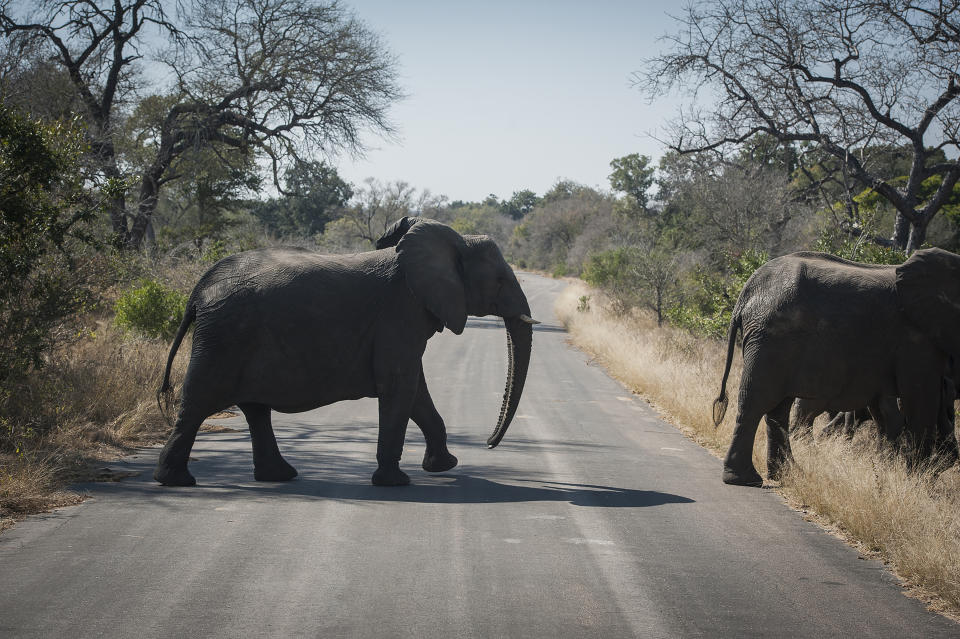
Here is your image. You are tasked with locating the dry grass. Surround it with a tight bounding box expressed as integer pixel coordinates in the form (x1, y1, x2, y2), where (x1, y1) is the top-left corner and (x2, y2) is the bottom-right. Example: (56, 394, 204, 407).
(555, 280, 960, 617)
(0, 318, 185, 528)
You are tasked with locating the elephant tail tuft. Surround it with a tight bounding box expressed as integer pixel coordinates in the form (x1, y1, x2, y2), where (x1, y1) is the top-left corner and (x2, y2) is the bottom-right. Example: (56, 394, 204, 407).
(712, 393, 729, 427)
(713, 308, 740, 428)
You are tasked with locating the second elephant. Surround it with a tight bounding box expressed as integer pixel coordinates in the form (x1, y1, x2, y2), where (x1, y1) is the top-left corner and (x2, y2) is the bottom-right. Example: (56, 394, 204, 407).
(713, 249, 960, 487)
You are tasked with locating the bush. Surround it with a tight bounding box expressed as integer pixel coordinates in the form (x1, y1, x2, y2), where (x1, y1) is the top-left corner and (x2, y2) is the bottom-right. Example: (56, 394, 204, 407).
(667, 249, 768, 339)
(582, 247, 640, 314)
(0, 106, 98, 386)
(114, 279, 187, 340)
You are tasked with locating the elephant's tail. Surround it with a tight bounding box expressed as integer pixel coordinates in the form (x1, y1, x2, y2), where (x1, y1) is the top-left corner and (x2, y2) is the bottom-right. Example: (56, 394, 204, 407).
(156, 299, 197, 426)
(712, 309, 740, 427)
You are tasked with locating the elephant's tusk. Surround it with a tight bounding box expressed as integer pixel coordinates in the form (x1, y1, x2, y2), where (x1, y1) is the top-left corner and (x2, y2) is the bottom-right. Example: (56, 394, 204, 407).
(519, 314, 541, 325)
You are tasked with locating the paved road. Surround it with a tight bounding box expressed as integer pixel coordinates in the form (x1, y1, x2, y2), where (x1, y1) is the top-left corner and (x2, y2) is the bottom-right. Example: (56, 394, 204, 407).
(2, 272, 957, 638)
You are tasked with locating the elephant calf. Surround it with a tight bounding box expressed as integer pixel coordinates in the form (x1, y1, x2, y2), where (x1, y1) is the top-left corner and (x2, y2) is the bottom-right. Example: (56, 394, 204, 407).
(154, 217, 537, 487)
(713, 248, 960, 487)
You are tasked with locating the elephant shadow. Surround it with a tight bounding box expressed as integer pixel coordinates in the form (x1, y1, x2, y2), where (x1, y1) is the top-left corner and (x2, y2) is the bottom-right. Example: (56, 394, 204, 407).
(221, 473, 695, 508)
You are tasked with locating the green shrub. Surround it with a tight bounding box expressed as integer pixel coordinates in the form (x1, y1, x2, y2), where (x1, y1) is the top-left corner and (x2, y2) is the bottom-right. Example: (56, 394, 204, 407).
(667, 249, 768, 339)
(814, 233, 907, 265)
(582, 247, 640, 314)
(114, 279, 187, 340)
(0, 106, 98, 385)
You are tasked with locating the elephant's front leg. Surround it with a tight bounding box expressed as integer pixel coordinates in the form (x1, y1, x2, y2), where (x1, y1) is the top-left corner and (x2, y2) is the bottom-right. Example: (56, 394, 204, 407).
(765, 397, 794, 481)
(412, 367, 458, 473)
(372, 370, 419, 486)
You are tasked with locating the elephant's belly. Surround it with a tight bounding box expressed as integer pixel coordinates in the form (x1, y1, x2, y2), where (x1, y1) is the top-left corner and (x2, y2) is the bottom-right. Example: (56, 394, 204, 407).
(772, 337, 897, 406)
(236, 360, 378, 413)
(789, 366, 897, 409)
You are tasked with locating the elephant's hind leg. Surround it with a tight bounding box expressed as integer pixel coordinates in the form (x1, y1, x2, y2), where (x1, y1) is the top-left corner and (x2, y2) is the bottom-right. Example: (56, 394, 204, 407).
(154, 407, 206, 486)
(722, 401, 766, 487)
(239, 403, 297, 482)
(412, 368, 458, 473)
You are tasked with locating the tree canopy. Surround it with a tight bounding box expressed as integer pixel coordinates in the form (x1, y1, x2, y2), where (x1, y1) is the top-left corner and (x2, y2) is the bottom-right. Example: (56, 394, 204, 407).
(1, 0, 402, 248)
(638, 0, 960, 252)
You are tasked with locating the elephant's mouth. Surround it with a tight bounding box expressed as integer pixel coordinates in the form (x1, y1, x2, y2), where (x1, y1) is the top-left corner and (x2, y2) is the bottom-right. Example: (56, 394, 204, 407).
(487, 315, 534, 448)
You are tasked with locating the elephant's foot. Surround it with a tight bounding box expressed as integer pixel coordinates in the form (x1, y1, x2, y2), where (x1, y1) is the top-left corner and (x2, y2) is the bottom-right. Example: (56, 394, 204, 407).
(766, 459, 790, 482)
(422, 450, 458, 473)
(722, 465, 764, 487)
(154, 464, 196, 487)
(372, 466, 411, 486)
(254, 458, 298, 482)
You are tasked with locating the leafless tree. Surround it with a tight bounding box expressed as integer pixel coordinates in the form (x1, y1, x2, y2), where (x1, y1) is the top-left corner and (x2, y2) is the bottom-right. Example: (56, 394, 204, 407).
(340, 179, 441, 246)
(638, 0, 960, 252)
(1, 0, 402, 248)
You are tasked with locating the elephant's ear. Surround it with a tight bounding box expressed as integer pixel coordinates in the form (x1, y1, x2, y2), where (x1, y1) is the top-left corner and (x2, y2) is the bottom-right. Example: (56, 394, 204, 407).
(376, 216, 420, 249)
(396, 219, 468, 334)
(896, 247, 960, 354)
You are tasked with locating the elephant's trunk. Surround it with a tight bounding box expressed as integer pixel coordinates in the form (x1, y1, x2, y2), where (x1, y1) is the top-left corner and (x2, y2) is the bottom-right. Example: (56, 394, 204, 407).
(487, 315, 533, 448)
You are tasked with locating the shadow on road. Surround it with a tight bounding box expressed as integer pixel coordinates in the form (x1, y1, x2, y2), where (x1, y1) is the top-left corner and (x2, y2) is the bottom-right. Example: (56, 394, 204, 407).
(86, 421, 694, 510)
(93, 474, 694, 509)
(215, 474, 696, 508)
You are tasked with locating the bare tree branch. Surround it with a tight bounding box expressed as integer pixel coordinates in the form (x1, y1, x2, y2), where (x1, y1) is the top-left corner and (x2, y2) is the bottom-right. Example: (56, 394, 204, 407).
(637, 0, 960, 251)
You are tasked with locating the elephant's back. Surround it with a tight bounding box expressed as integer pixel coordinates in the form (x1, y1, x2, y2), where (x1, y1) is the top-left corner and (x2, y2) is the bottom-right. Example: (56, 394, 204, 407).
(738, 252, 899, 344)
(190, 248, 389, 308)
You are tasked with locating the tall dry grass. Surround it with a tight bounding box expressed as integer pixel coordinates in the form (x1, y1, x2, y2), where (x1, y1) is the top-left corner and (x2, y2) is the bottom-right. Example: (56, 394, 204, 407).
(556, 280, 960, 616)
(1, 295, 190, 532)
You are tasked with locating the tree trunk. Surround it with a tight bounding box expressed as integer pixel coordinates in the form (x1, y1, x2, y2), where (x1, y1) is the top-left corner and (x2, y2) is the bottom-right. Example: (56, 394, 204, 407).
(892, 212, 911, 251)
(128, 165, 164, 250)
(906, 215, 929, 254)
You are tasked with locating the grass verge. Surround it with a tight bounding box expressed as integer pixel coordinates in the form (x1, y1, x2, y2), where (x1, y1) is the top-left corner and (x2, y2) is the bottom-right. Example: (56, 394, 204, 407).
(555, 280, 960, 618)
(0, 319, 187, 533)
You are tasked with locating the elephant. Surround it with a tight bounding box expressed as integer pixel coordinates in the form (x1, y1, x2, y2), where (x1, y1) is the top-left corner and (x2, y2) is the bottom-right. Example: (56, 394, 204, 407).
(792, 397, 902, 441)
(793, 361, 960, 463)
(153, 217, 538, 487)
(712, 248, 960, 487)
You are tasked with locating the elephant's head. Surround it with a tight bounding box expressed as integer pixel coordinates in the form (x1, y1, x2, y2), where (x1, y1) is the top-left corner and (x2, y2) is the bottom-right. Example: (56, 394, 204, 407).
(381, 217, 536, 448)
(896, 247, 960, 356)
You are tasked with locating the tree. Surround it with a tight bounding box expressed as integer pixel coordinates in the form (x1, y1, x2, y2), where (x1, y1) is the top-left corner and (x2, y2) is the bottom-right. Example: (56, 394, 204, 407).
(1, 0, 402, 249)
(609, 153, 655, 211)
(1, 0, 177, 244)
(509, 186, 619, 274)
(582, 245, 680, 324)
(655, 150, 808, 260)
(638, 0, 960, 252)
(253, 161, 352, 237)
(499, 189, 541, 220)
(337, 179, 440, 246)
(0, 105, 97, 385)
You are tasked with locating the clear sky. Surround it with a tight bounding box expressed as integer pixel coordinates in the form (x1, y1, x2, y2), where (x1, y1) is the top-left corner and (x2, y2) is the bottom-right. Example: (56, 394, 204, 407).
(336, 1, 682, 203)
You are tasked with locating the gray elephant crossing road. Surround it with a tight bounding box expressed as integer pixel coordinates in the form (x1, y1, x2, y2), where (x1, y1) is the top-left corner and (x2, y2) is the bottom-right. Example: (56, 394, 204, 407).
(0, 273, 956, 637)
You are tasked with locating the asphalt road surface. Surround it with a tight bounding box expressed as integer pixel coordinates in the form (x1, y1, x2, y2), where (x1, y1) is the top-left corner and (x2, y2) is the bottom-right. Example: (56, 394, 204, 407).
(2, 272, 958, 638)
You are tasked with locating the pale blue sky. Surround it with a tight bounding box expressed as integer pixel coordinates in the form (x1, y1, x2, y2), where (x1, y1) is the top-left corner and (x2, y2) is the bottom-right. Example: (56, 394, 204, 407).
(337, 1, 682, 202)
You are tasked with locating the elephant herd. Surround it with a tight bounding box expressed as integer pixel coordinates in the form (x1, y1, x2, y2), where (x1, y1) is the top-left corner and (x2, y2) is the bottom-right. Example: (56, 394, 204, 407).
(151, 217, 960, 489)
